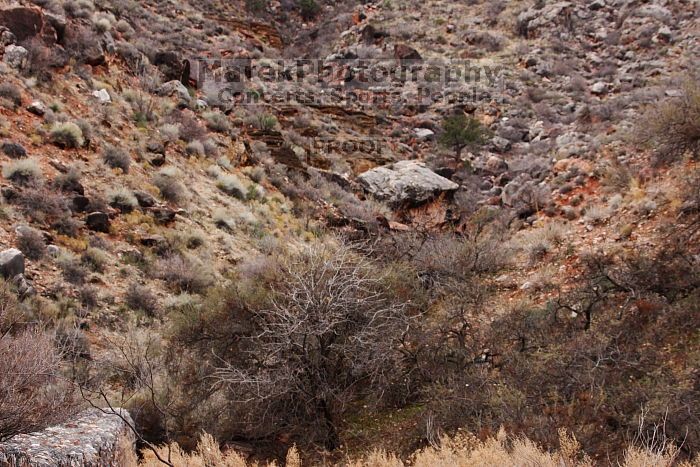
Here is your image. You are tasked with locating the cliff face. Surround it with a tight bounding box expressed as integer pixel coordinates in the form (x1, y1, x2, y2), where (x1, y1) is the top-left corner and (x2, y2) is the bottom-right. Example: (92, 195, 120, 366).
(0, 409, 134, 467)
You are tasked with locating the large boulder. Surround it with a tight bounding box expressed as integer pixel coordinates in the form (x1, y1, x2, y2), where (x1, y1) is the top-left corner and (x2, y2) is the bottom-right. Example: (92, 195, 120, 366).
(0, 6, 58, 43)
(0, 408, 135, 466)
(516, 2, 573, 37)
(358, 161, 459, 205)
(86, 212, 110, 233)
(2, 44, 28, 69)
(394, 44, 422, 62)
(157, 80, 190, 101)
(0, 248, 24, 279)
(0, 7, 43, 42)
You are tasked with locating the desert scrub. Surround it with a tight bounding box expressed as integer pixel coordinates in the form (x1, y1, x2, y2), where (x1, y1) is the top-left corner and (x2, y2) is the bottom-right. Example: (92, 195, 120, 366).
(250, 113, 278, 132)
(53, 166, 83, 193)
(50, 122, 84, 148)
(637, 78, 700, 165)
(157, 253, 215, 294)
(102, 145, 131, 173)
(3, 159, 43, 186)
(57, 252, 88, 284)
(81, 247, 109, 273)
(299, 0, 320, 20)
(0, 83, 22, 109)
(203, 111, 230, 133)
(216, 173, 246, 199)
(125, 283, 159, 316)
(185, 140, 205, 157)
(16, 227, 47, 260)
(158, 123, 180, 144)
(248, 166, 266, 183)
(107, 187, 138, 213)
(153, 168, 187, 204)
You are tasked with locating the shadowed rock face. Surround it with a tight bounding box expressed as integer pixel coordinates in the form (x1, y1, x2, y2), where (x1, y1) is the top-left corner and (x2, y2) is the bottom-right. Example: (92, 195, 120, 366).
(358, 160, 459, 206)
(0, 409, 134, 467)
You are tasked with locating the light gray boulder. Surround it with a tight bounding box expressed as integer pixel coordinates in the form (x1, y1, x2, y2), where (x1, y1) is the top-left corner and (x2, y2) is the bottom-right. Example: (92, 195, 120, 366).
(0, 248, 24, 279)
(157, 80, 190, 101)
(0, 408, 135, 466)
(2, 44, 27, 69)
(358, 160, 459, 205)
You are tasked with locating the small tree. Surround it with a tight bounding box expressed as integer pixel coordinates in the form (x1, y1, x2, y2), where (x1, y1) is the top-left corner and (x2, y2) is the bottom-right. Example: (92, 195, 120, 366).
(212, 243, 409, 449)
(439, 114, 489, 160)
(299, 0, 320, 20)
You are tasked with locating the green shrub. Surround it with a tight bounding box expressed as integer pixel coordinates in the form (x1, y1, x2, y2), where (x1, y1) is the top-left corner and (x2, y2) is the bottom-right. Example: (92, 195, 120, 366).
(254, 113, 278, 132)
(439, 114, 490, 159)
(3, 159, 43, 186)
(50, 122, 84, 149)
(299, 0, 320, 20)
(246, 0, 268, 12)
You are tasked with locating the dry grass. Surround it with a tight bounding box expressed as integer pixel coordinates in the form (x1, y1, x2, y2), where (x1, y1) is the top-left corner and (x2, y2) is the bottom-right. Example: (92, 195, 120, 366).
(136, 429, 693, 467)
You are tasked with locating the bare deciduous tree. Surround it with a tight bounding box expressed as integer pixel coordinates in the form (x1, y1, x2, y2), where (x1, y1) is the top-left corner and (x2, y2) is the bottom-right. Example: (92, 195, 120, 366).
(212, 243, 410, 449)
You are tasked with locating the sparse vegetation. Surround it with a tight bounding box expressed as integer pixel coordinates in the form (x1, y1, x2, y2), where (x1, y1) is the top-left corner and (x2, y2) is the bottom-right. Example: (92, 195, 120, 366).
(125, 283, 159, 316)
(107, 187, 138, 213)
(0, 0, 698, 464)
(16, 227, 47, 260)
(203, 111, 231, 133)
(81, 247, 109, 273)
(637, 78, 700, 164)
(153, 168, 187, 204)
(0, 83, 22, 109)
(57, 253, 88, 284)
(157, 254, 214, 294)
(102, 145, 131, 173)
(0, 279, 78, 441)
(50, 122, 84, 149)
(3, 159, 43, 186)
(216, 173, 246, 199)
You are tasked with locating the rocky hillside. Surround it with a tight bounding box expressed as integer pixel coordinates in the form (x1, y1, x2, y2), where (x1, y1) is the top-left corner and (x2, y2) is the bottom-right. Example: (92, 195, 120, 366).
(0, 0, 698, 464)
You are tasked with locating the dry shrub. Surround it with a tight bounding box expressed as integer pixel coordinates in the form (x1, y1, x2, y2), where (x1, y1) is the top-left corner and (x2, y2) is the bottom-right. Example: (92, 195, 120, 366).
(637, 78, 700, 165)
(138, 429, 688, 467)
(102, 145, 131, 173)
(0, 279, 77, 441)
(156, 254, 214, 294)
(139, 433, 248, 467)
(125, 283, 159, 316)
(11, 187, 70, 223)
(16, 226, 47, 260)
(153, 168, 187, 205)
